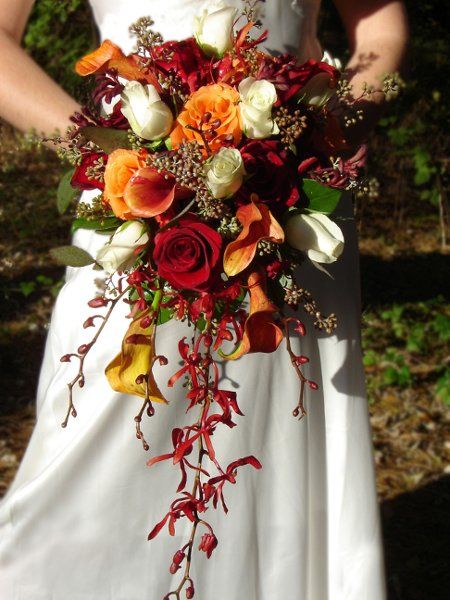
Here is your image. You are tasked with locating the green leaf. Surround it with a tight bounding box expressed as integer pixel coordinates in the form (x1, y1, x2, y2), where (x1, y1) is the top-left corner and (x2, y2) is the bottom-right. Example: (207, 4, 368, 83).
(71, 216, 122, 233)
(301, 179, 342, 214)
(146, 139, 165, 151)
(50, 245, 95, 267)
(19, 281, 36, 297)
(57, 169, 79, 214)
(164, 137, 173, 151)
(157, 307, 174, 326)
(80, 126, 131, 154)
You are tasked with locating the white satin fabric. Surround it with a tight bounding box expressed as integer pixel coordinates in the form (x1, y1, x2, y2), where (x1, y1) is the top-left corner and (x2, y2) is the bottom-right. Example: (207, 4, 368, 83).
(0, 2, 387, 599)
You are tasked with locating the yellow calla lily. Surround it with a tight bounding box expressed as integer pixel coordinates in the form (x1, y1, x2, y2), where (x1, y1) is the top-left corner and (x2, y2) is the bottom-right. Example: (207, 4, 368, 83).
(105, 311, 168, 403)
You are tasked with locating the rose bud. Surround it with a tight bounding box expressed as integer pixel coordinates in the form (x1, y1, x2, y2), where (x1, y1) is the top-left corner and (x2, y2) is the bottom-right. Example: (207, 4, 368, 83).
(193, 1, 237, 58)
(284, 212, 344, 264)
(238, 77, 280, 139)
(297, 52, 342, 108)
(88, 296, 108, 308)
(173, 549, 185, 565)
(83, 316, 96, 328)
(298, 71, 337, 107)
(170, 561, 181, 574)
(308, 380, 319, 390)
(120, 81, 173, 140)
(295, 355, 309, 365)
(204, 147, 245, 199)
(186, 583, 195, 598)
(96, 221, 149, 275)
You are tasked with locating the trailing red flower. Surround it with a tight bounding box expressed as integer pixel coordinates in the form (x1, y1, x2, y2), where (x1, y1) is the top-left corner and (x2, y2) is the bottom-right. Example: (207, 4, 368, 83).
(198, 532, 218, 559)
(203, 455, 262, 513)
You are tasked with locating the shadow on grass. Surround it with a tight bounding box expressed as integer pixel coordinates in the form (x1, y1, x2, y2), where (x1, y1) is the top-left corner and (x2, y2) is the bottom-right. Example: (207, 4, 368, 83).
(360, 253, 450, 307)
(382, 475, 450, 600)
(0, 266, 65, 321)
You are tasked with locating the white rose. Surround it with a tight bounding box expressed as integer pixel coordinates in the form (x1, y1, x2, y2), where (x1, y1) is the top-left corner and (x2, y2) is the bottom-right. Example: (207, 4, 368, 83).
(120, 81, 173, 140)
(193, 1, 237, 57)
(298, 73, 337, 107)
(238, 77, 280, 139)
(298, 51, 341, 108)
(322, 50, 342, 70)
(284, 212, 344, 263)
(205, 147, 245, 199)
(96, 221, 149, 274)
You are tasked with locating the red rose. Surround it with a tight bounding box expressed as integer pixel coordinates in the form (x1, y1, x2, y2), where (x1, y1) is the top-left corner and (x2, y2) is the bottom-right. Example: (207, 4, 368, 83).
(239, 140, 299, 207)
(71, 152, 106, 191)
(258, 55, 339, 104)
(153, 38, 211, 94)
(153, 215, 222, 292)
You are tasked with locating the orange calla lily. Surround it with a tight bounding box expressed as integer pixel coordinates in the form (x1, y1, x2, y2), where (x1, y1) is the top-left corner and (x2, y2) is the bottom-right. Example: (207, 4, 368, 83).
(220, 271, 284, 360)
(75, 39, 159, 85)
(223, 203, 284, 277)
(124, 167, 191, 218)
(105, 311, 168, 403)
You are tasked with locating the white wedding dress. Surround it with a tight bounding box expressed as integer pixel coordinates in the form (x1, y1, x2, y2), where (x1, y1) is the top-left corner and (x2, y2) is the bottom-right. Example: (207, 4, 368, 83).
(0, 2, 387, 599)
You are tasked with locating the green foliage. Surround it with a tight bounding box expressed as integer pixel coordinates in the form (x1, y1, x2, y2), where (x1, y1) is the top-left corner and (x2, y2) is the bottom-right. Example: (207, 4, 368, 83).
(57, 169, 80, 214)
(301, 179, 342, 214)
(436, 369, 450, 405)
(80, 127, 133, 154)
(50, 245, 95, 267)
(23, 0, 95, 99)
(18, 275, 63, 299)
(362, 297, 450, 405)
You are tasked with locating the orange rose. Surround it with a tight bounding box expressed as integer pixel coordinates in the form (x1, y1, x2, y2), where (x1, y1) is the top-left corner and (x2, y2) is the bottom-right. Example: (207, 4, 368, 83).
(103, 149, 144, 220)
(170, 83, 242, 154)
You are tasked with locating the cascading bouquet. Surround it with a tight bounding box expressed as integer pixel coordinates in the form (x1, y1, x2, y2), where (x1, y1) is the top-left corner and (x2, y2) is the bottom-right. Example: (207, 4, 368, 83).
(49, 1, 401, 598)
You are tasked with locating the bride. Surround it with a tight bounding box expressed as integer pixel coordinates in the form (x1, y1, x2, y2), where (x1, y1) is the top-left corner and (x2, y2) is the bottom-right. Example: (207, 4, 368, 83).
(0, 1, 408, 599)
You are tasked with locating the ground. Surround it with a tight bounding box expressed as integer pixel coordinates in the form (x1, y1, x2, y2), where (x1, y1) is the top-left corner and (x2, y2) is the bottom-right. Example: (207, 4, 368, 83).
(0, 127, 449, 599)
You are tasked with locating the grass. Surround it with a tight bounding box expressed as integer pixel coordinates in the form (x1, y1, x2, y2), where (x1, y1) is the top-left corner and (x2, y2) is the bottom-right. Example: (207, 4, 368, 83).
(0, 124, 449, 598)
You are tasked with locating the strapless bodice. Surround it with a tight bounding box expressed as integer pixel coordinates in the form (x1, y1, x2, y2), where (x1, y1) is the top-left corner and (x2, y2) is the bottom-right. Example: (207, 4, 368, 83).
(87, 0, 322, 60)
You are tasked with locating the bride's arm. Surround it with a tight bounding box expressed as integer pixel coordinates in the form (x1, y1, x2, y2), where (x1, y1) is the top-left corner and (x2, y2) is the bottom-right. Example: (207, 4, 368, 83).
(0, 0, 80, 136)
(333, 0, 409, 143)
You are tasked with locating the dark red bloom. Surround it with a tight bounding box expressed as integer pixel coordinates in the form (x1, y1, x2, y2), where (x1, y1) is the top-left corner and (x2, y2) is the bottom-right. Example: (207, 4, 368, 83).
(198, 532, 218, 558)
(153, 38, 212, 94)
(239, 140, 300, 207)
(257, 55, 339, 104)
(153, 215, 222, 292)
(71, 152, 106, 191)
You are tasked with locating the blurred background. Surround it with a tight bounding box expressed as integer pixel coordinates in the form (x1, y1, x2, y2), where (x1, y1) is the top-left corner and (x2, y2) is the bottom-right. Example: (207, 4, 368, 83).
(0, 1, 448, 597)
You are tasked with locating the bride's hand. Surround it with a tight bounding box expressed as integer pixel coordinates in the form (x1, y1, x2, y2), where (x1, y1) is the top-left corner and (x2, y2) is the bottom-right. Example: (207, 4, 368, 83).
(0, 0, 80, 139)
(333, 0, 409, 145)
